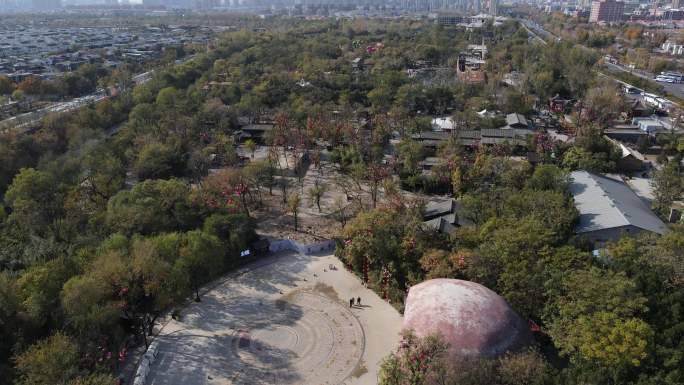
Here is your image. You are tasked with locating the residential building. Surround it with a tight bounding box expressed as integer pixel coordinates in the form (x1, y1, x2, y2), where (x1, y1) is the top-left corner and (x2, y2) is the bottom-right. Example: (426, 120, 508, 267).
(605, 136, 645, 172)
(632, 117, 665, 133)
(569, 171, 667, 244)
(456, 54, 486, 85)
(31, 0, 61, 9)
(662, 40, 684, 55)
(589, 0, 624, 22)
(436, 14, 463, 25)
(549, 94, 572, 113)
(422, 198, 472, 236)
(431, 117, 455, 132)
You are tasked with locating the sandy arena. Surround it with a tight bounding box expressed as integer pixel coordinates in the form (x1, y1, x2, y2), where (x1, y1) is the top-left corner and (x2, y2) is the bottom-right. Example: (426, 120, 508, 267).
(145, 251, 403, 385)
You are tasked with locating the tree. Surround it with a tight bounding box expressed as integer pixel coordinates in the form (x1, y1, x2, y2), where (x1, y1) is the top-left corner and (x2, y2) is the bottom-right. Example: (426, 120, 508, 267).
(332, 196, 348, 228)
(366, 164, 389, 208)
(4, 168, 60, 235)
(652, 161, 683, 216)
(202, 213, 257, 258)
(470, 218, 555, 320)
(13, 332, 80, 385)
(133, 142, 184, 181)
(307, 181, 327, 213)
(0, 76, 15, 95)
(0, 272, 19, 380)
(525, 164, 568, 191)
(106, 179, 200, 235)
(378, 330, 450, 385)
(155, 87, 184, 112)
(175, 230, 224, 302)
(61, 273, 121, 340)
(18, 258, 77, 329)
(80, 148, 126, 206)
(244, 139, 257, 159)
(287, 193, 301, 231)
(544, 268, 651, 372)
(419, 249, 472, 280)
(10, 89, 24, 101)
(582, 83, 625, 127)
(396, 139, 423, 175)
(68, 374, 118, 385)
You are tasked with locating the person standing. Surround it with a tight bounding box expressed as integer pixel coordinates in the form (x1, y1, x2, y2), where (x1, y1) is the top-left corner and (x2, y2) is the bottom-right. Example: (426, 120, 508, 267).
(349, 298, 354, 307)
(357, 297, 361, 306)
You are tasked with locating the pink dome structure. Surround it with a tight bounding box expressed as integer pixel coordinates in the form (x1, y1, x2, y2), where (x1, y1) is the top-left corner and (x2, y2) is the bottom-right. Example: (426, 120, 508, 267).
(403, 279, 533, 361)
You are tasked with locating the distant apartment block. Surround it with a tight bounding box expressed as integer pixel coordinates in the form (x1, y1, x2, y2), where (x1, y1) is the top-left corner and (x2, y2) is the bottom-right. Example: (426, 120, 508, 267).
(589, 0, 624, 22)
(31, 0, 61, 9)
(662, 40, 684, 55)
(436, 15, 463, 25)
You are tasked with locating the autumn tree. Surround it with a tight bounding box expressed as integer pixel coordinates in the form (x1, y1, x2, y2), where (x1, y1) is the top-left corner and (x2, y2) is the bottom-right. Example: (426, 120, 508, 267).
(307, 181, 327, 213)
(287, 193, 301, 231)
(13, 333, 80, 385)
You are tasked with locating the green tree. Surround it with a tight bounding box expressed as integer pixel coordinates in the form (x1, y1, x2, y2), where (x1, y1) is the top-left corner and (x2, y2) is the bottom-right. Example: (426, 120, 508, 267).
(396, 139, 423, 175)
(18, 258, 77, 329)
(68, 374, 118, 385)
(202, 213, 257, 258)
(307, 181, 327, 213)
(4, 168, 60, 235)
(526, 164, 569, 191)
(652, 161, 683, 215)
(13, 332, 79, 385)
(288, 193, 301, 231)
(134, 142, 184, 181)
(244, 139, 257, 159)
(0, 272, 20, 381)
(0, 76, 15, 95)
(106, 179, 199, 235)
(545, 268, 651, 371)
(175, 231, 224, 301)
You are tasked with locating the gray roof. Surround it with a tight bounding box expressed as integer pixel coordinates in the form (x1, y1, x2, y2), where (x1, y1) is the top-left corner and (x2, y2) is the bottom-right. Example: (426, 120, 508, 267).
(423, 216, 457, 235)
(506, 113, 528, 128)
(569, 171, 667, 235)
(242, 124, 274, 132)
(412, 131, 451, 141)
(424, 199, 456, 220)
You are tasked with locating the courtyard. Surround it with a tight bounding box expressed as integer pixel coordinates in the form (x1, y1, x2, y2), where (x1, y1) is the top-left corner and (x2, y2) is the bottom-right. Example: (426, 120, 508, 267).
(145, 251, 403, 385)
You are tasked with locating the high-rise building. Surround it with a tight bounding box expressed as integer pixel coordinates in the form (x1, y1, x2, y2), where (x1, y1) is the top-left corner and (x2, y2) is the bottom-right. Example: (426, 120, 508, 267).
(488, 0, 496, 15)
(193, 0, 218, 8)
(31, 0, 61, 9)
(589, 0, 624, 22)
(0, 0, 15, 10)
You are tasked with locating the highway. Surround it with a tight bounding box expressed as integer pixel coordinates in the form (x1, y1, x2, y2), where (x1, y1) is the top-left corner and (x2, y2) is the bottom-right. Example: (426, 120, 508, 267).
(0, 55, 197, 134)
(603, 61, 684, 100)
(517, 15, 683, 113)
(518, 19, 548, 46)
(0, 91, 108, 133)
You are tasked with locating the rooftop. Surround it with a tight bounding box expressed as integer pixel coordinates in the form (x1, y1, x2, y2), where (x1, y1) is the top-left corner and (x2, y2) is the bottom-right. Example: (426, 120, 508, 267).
(505, 113, 528, 128)
(569, 171, 667, 235)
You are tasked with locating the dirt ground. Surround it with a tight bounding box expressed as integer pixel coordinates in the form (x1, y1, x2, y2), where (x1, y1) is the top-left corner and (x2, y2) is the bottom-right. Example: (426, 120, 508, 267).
(250, 156, 359, 243)
(244, 144, 444, 243)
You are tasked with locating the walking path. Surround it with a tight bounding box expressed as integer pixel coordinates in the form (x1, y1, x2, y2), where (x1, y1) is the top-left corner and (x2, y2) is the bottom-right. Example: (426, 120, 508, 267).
(144, 251, 403, 385)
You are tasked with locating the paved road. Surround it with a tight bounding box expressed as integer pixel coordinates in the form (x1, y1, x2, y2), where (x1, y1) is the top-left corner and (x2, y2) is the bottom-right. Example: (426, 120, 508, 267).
(604, 62, 684, 100)
(518, 19, 549, 46)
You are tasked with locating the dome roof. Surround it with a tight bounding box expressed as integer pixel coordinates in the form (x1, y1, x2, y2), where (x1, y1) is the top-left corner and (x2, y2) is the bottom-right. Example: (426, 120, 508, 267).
(403, 279, 532, 361)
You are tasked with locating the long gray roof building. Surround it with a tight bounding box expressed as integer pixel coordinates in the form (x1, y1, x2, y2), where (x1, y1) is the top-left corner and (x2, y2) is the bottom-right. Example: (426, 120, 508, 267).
(569, 170, 667, 244)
